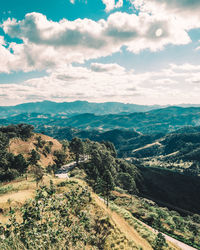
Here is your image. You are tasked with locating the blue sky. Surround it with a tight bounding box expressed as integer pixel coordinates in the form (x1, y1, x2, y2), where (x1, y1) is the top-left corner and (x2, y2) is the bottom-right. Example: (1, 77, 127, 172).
(1, 0, 200, 106)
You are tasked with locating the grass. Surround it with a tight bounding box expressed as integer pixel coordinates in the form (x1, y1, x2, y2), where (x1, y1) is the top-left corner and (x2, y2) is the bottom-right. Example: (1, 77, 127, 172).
(0, 185, 16, 195)
(111, 191, 200, 249)
(0, 177, 151, 250)
(109, 202, 155, 246)
(0, 174, 179, 249)
(0, 174, 65, 224)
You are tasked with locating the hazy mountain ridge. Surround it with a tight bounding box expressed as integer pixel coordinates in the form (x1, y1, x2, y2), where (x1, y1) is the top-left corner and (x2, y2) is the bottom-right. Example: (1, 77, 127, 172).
(0, 100, 162, 118)
(1, 106, 200, 135)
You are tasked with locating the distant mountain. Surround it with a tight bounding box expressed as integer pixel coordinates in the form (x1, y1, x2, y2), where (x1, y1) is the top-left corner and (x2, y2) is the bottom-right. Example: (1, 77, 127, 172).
(0, 100, 162, 118)
(1, 106, 200, 134)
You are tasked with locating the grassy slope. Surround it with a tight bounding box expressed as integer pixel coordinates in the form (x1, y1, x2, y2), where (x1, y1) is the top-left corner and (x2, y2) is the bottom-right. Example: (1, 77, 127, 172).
(0, 175, 180, 250)
(8, 133, 70, 167)
(0, 175, 175, 250)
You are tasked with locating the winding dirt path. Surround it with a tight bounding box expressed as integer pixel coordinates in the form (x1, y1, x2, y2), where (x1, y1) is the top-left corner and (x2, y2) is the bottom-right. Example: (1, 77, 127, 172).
(94, 194, 153, 249)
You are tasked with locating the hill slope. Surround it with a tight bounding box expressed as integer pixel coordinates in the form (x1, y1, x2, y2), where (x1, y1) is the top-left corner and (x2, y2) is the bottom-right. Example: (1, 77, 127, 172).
(0, 100, 161, 118)
(1, 106, 200, 135)
(0, 177, 158, 250)
(8, 133, 67, 167)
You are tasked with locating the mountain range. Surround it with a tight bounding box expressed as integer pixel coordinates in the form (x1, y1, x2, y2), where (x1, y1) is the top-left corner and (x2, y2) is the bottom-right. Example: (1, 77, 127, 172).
(0, 100, 162, 118)
(1, 105, 200, 134)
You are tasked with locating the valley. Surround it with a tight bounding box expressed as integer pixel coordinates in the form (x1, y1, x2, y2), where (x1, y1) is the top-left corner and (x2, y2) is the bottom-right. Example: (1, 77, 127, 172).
(0, 103, 200, 249)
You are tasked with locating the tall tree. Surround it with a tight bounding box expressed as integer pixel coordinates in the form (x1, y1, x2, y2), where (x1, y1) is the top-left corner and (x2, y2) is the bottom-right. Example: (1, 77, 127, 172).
(69, 137, 84, 165)
(102, 169, 114, 207)
(30, 164, 44, 187)
(53, 150, 67, 168)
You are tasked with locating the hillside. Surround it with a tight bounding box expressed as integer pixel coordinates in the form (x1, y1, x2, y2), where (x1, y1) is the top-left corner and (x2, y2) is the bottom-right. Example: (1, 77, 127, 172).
(128, 129, 200, 169)
(1, 125, 200, 248)
(0, 124, 70, 182)
(0, 176, 159, 250)
(1, 106, 200, 134)
(8, 133, 67, 168)
(0, 100, 161, 118)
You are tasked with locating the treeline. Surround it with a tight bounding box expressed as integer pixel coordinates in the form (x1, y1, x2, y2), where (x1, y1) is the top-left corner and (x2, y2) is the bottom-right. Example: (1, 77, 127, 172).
(0, 124, 34, 140)
(69, 137, 141, 206)
(0, 124, 34, 181)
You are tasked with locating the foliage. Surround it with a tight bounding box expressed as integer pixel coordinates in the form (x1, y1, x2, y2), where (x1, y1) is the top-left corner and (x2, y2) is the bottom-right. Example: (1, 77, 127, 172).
(0, 136, 28, 182)
(61, 139, 69, 152)
(53, 150, 67, 168)
(82, 140, 140, 207)
(7, 154, 28, 174)
(69, 137, 84, 165)
(0, 182, 117, 250)
(28, 149, 40, 166)
(30, 164, 44, 187)
(35, 136, 46, 149)
(153, 233, 168, 250)
(0, 124, 34, 140)
(112, 191, 200, 249)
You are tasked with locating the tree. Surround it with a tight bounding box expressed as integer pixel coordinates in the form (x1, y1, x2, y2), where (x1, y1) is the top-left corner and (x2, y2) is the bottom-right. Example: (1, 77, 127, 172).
(46, 164, 58, 177)
(53, 150, 67, 168)
(102, 169, 114, 207)
(153, 233, 168, 250)
(61, 140, 69, 152)
(28, 149, 40, 165)
(102, 141, 117, 157)
(117, 172, 136, 202)
(8, 153, 28, 174)
(0, 132, 9, 169)
(89, 144, 116, 207)
(35, 136, 46, 149)
(17, 124, 34, 140)
(69, 137, 84, 165)
(31, 164, 44, 187)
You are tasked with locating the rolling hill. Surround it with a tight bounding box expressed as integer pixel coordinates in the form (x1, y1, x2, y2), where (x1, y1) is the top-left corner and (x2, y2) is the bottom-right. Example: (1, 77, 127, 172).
(0, 100, 161, 118)
(1, 106, 200, 135)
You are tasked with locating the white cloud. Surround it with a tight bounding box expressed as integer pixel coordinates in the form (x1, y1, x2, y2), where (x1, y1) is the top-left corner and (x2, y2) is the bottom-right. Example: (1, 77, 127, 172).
(1, 63, 200, 106)
(70, 0, 75, 4)
(133, 0, 200, 29)
(0, 11, 192, 73)
(102, 0, 123, 12)
(170, 63, 200, 72)
(90, 62, 125, 73)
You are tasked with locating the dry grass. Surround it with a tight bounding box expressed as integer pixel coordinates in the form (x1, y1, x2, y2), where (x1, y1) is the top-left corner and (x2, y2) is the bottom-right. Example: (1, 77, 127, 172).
(94, 195, 153, 249)
(74, 178, 152, 249)
(0, 175, 65, 224)
(8, 133, 70, 167)
(0, 176, 179, 249)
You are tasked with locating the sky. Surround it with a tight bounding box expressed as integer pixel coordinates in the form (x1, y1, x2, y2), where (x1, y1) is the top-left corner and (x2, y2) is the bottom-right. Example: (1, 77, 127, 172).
(1, 0, 200, 106)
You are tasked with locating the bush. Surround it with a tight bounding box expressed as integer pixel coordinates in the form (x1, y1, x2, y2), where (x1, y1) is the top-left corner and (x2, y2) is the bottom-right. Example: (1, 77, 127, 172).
(153, 233, 168, 250)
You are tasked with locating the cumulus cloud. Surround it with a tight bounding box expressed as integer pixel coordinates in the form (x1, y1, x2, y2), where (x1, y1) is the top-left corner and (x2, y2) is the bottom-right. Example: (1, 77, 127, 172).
(133, 0, 200, 29)
(102, 0, 123, 12)
(0, 11, 193, 73)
